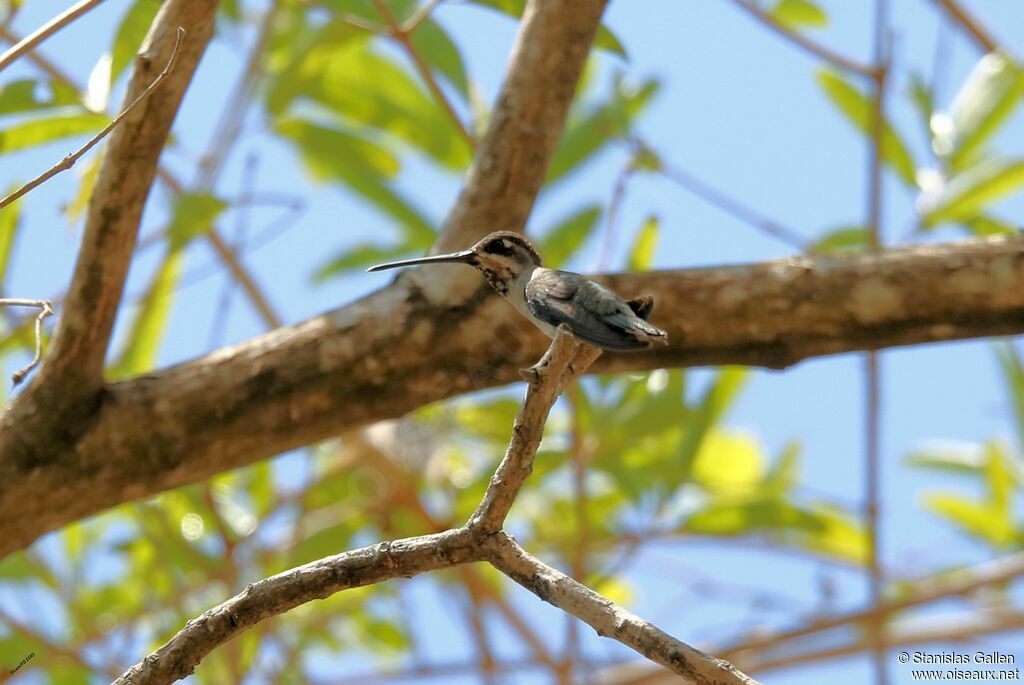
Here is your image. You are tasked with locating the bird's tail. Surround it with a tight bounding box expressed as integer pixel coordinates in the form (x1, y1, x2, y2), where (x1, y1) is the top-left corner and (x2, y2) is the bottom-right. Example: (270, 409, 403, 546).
(627, 295, 668, 346)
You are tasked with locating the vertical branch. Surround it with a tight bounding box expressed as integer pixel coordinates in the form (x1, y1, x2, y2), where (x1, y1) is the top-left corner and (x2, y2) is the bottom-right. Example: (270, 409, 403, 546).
(866, 1, 890, 683)
(29, 0, 219, 398)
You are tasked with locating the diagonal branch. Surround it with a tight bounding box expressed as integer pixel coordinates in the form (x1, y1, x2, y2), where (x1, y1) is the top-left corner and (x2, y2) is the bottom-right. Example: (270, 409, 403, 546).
(729, 0, 877, 77)
(0, 0, 108, 74)
(112, 529, 483, 685)
(0, 28, 186, 212)
(469, 327, 596, 532)
(484, 532, 760, 685)
(931, 0, 1002, 55)
(0, 0, 221, 459)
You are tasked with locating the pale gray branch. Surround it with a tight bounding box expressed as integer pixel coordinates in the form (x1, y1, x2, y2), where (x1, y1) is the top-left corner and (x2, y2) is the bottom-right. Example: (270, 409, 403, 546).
(484, 532, 761, 685)
(0, 0, 108, 74)
(114, 332, 754, 685)
(0, 298, 53, 386)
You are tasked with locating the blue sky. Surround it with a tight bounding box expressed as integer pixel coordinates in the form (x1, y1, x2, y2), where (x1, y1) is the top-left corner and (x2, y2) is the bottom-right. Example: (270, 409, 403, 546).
(2, 1, 1024, 683)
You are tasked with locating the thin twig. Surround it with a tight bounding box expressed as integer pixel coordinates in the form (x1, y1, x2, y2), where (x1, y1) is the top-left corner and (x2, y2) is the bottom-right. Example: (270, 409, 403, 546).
(730, 0, 877, 77)
(0, 28, 186, 211)
(0, 0, 108, 74)
(865, 1, 891, 682)
(467, 327, 598, 533)
(372, 0, 475, 148)
(0, 298, 53, 386)
(931, 0, 1001, 54)
(637, 140, 808, 251)
(401, 0, 445, 33)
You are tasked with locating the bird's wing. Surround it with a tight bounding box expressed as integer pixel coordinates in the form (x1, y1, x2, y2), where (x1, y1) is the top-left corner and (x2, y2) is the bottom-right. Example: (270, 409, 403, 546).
(525, 271, 649, 350)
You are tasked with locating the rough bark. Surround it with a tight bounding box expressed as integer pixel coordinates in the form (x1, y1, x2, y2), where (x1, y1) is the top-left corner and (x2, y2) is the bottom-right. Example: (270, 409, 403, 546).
(0, 236, 1021, 559)
(0, 0, 220, 520)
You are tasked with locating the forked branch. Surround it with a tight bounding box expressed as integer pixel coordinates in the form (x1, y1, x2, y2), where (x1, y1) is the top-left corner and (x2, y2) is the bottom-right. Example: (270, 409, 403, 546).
(114, 330, 756, 685)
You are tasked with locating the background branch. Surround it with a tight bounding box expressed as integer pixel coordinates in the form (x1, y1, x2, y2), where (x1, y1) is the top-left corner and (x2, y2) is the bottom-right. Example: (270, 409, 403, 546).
(0, 0, 107, 74)
(0, 28, 185, 211)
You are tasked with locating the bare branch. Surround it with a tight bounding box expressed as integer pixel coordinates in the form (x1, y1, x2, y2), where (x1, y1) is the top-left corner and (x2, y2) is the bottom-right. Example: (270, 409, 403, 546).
(0, 28, 185, 211)
(114, 331, 752, 685)
(0, 298, 54, 386)
(484, 532, 761, 685)
(18, 0, 218, 400)
(932, 0, 1002, 55)
(468, 327, 592, 532)
(729, 0, 877, 77)
(113, 529, 483, 685)
(372, 0, 476, 149)
(0, 0, 108, 74)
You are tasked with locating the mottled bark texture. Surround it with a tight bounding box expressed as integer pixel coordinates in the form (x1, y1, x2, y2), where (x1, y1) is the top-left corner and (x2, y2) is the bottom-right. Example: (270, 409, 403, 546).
(1, 236, 1022, 559)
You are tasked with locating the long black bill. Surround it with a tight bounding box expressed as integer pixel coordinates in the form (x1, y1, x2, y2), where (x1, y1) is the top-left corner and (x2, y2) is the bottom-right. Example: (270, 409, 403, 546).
(366, 249, 476, 272)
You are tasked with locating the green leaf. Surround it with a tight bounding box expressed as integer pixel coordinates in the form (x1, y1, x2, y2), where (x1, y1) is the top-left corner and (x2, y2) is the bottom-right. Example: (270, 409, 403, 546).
(769, 0, 828, 30)
(539, 204, 601, 268)
(269, 34, 470, 169)
(0, 112, 108, 154)
(111, 0, 163, 84)
(907, 443, 987, 475)
(668, 368, 748, 491)
(924, 492, 1013, 548)
(0, 185, 22, 285)
(809, 225, 868, 254)
(816, 69, 917, 186)
(765, 440, 802, 495)
(409, 18, 470, 98)
(547, 77, 659, 184)
(691, 429, 766, 496)
(962, 215, 1019, 237)
(919, 158, 1024, 227)
(627, 215, 658, 271)
(943, 53, 1024, 171)
(313, 243, 411, 282)
(166, 192, 228, 248)
(0, 79, 80, 115)
(682, 498, 866, 562)
(276, 118, 435, 245)
(109, 249, 184, 378)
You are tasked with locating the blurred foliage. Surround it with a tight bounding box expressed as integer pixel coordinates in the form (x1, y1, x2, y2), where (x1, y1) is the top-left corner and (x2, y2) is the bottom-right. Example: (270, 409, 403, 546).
(0, 0, 1022, 682)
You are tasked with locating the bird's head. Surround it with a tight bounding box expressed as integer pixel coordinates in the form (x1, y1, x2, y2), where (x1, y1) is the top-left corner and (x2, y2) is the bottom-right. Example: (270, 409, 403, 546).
(367, 231, 542, 293)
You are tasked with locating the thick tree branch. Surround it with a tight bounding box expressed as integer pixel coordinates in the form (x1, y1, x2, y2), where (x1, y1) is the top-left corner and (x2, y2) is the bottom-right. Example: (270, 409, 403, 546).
(21, 0, 216, 404)
(1, 237, 1022, 559)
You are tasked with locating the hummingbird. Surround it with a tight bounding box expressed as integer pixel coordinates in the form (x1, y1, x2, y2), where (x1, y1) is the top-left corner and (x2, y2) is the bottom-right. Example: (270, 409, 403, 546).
(367, 231, 668, 351)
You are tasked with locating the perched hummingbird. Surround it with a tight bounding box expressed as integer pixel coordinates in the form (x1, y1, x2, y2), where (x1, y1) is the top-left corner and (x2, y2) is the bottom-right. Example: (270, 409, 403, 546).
(367, 231, 668, 351)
